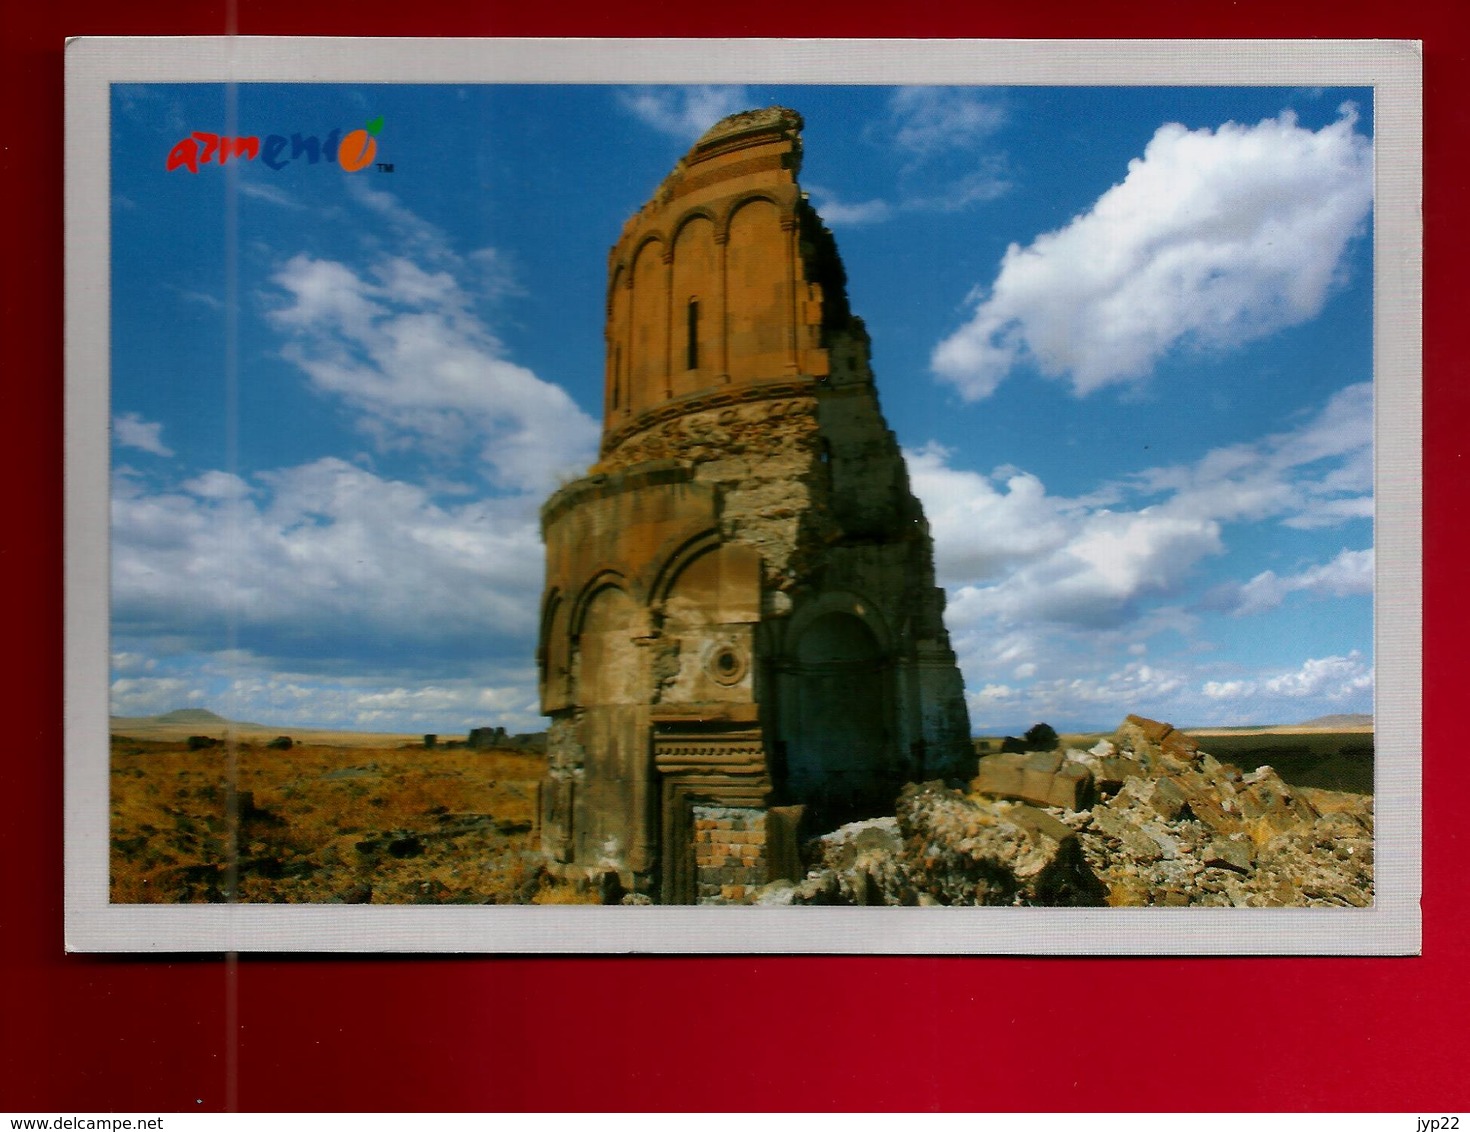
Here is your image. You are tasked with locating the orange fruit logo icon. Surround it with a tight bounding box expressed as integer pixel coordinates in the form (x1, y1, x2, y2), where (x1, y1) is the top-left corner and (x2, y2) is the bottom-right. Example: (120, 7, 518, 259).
(338, 128, 378, 172)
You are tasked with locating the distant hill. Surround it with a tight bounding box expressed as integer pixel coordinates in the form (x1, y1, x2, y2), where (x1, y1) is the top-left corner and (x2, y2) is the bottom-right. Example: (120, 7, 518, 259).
(154, 708, 231, 724)
(1298, 713, 1373, 729)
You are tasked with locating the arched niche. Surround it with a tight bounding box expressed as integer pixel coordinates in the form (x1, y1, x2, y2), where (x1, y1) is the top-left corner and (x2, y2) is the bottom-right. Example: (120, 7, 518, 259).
(539, 590, 573, 713)
(777, 608, 897, 831)
(628, 236, 670, 409)
(656, 538, 762, 627)
(725, 197, 790, 381)
(576, 584, 640, 707)
(606, 263, 629, 417)
(670, 214, 718, 398)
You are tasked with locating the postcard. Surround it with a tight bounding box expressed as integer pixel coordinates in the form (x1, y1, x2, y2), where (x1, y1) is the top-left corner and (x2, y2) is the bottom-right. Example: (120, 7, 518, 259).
(65, 37, 1421, 952)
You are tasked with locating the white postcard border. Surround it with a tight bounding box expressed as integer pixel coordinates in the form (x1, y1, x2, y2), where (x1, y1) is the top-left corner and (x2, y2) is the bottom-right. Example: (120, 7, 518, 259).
(65, 37, 1422, 953)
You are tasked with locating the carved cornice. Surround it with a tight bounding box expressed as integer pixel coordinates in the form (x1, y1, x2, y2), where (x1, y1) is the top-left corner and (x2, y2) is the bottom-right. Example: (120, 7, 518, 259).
(601, 378, 818, 457)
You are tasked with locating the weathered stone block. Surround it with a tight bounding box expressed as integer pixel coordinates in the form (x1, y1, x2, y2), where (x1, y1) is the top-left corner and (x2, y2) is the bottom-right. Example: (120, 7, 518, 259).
(1149, 776, 1189, 821)
(1046, 763, 1095, 810)
(973, 753, 1028, 799)
(1122, 714, 1175, 745)
(1236, 768, 1319, 839)
(896, 783, 1107, 907)
(1204, 839, 1254, 874)
(1089, 804, 1164, 862)
(1095, 757, 1144, 792)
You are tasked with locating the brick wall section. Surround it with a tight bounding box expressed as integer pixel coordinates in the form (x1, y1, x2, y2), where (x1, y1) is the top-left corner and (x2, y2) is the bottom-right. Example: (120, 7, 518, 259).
(693, 806, 768, 903)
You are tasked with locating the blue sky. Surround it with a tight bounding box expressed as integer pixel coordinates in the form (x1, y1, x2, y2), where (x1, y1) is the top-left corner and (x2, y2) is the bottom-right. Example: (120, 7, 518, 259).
(108, 82, 1375, 735)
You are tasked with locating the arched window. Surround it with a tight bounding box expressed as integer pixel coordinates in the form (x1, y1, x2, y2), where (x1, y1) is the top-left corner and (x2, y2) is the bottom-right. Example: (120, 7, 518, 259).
(686, 298, 699, 371)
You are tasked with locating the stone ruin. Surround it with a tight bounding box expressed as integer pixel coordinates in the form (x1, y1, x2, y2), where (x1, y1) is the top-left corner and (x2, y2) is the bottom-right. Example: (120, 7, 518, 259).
(769, 714, 1374, 908)
(536, 107, 973, 903)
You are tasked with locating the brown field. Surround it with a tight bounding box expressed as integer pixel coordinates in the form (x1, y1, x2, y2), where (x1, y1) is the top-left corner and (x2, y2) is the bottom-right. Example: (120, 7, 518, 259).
(109, 736, 597, 905)
(110, 719, 434, 748)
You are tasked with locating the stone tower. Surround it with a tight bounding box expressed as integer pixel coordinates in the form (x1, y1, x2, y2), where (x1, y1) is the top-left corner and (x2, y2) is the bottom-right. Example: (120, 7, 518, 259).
(537, 107, 972, 903)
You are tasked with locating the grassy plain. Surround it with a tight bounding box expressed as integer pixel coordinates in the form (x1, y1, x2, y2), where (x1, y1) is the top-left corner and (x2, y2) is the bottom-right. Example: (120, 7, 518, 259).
(109, 736, 595, 905)
(1181, 728, 1374, 795)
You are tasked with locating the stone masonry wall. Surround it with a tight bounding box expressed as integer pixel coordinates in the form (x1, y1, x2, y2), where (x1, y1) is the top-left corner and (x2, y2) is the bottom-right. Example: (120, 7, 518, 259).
(693, 805, 768, 903)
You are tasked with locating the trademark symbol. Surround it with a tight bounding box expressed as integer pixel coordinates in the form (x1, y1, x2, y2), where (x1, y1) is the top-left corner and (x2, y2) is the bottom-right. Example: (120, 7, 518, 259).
(377, 162, 394, 173)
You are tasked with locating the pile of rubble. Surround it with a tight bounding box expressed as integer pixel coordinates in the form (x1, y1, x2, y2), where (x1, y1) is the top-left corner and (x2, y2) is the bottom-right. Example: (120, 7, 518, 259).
(760, 715, 1372, 908)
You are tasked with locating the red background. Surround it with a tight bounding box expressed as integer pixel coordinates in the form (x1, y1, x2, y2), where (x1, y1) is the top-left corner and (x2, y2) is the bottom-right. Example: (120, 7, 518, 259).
(1, 1, 1459, 1113)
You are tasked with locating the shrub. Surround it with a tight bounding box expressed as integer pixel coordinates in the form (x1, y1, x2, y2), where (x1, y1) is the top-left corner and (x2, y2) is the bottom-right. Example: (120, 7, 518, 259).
(1023, 723, 1059, 751)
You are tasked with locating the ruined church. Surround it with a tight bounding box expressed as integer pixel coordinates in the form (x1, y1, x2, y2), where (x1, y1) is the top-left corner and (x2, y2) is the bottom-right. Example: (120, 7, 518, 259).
(537, 107, 973, 903)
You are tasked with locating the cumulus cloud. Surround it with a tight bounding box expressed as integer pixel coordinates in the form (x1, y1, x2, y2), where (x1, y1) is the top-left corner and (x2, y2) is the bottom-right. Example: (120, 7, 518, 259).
(1222, 547, 1374, 617)
(110, 676, 204, 717)
(1203, 651, 1373, 703)
(618, 86, 752, 139)
(910, 377, 1373, 729)
(914, 383, 1370, 636)
(112, 185, 600, 733)
(113, 412, 174, 457)
(932, 106, 1373, 399)
(267, 245, 598, 493)
(112, 457, 546, 662)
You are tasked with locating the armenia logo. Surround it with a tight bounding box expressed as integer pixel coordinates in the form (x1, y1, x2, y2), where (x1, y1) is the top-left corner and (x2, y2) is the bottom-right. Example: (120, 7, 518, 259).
(166, 115, 386, 174)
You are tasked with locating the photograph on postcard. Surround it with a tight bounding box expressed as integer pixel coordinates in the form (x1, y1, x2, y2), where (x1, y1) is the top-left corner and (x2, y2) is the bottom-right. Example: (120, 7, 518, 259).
(67, 39, 1421, 951)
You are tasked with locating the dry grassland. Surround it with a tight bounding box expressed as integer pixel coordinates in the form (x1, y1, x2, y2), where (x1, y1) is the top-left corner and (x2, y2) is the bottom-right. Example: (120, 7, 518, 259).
(110, 737, 597, 905)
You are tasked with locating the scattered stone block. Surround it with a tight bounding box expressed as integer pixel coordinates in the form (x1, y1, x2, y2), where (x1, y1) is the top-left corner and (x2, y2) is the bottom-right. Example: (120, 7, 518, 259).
(1021, 749, 1064, 801)
(1089, 805, 1164, 862)
(1236, 768, 1319, 840)
(1047, 763, 1095, 810)
(973, 751, 1094, 810)
(1095, 756, 1144, 793)
(973, 753, 1027, 798)
(1204, 839, 1254, 874)
(1149, 776, 1189, 821)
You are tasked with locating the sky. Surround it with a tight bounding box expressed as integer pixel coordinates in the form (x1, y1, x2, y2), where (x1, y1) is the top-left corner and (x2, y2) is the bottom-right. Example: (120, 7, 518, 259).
(108, 81, 1376, 735)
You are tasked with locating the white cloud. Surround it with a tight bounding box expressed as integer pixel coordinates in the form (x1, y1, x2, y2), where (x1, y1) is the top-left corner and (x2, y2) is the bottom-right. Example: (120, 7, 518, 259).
(113, 412, 174, 457)
(113, 185, 603, 734)
(1228, 547, 1374, 616)
(618, 86, 752, 140)
(109, 659, 546, 734)
(1135, 382, 1372, 531)
(182, 470, 252, 501)
(945, 507, 1222, 630)
(808, 90, 1010, 228)
(267, 245, 599, 493)
(110, 651, 157, 676)
(912, 385, 1369, 636)
(910, 381, 1372, 729)
(1264, 651, 1373, 699)
(1204, 651, 1373, 703)
(907, 443, 1077, 584)
(932, 106, 1373, 399)
(110, 676, 204, 717)
(112, 457, 546, 658)
(804, 185, 893, 227)
(888, 87, 1006, 157)
(901, 165, 1010, 213)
